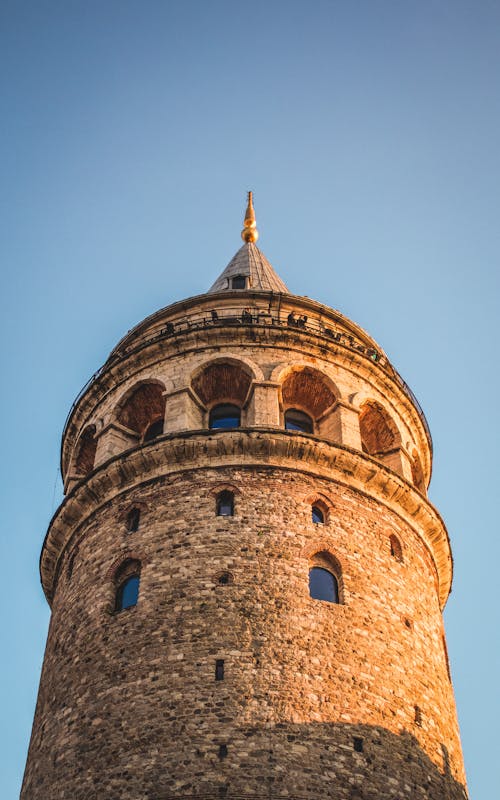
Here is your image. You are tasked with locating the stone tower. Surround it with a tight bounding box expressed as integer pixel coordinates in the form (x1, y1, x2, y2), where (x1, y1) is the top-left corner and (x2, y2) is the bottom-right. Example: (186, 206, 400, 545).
(22, 194, 467, 800)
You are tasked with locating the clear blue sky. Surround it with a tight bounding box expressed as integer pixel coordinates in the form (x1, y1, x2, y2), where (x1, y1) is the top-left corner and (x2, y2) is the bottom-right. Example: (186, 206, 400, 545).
(1, 2, 498, 797)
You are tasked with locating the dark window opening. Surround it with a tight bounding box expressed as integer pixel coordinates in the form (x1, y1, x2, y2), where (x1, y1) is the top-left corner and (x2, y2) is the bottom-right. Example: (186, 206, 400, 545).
(231, 275, 246, 289)
(309, 567, 339, 604)
(209, 404, 241, 429)
(218, 572, 231, 585)
(217, 490, 234, 516)
(389, 534, 403, 563)
(127, 508, 141, 533)
(285, 408, 313, 433)
(312, 505, 324, 524)
(115, 574, 140, 612)
(353, 737, 364, 753)
(414, 705, 422, 726)
(218, 744, 228, 759)
(143, 419, 163, 442)
(215, 659, 225, 681)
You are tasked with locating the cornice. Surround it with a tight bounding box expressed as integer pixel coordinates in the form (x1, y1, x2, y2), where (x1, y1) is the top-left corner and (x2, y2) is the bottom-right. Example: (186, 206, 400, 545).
(43, 429, 452, 609)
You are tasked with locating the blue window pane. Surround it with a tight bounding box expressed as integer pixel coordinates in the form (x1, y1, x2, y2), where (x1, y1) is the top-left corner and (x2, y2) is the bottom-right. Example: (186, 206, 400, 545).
(312, 506, 324, 524)
(309, 567, 338, 603)
(209, 404, 241, 429)
(285, 409, 313, 433)
(116, 575, 140, 611)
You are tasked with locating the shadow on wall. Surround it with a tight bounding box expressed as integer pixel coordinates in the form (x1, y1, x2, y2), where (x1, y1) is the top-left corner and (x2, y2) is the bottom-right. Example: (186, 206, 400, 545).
(161, 722, 468, 800)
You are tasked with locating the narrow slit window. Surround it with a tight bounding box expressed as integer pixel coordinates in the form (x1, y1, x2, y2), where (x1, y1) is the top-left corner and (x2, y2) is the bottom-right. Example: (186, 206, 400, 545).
(127, 508, 141, 533)
(216, 491, 234, 516)
(215, 659, 225, 681)
(389, 534, 403, 563)
(353, 737, 364, 753)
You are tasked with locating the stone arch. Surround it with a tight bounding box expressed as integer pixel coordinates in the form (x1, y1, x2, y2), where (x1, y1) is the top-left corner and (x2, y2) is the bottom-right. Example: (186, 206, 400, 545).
(115, 380, 166, 441)
(74, 425, 97, 477)
(411, 449, 426, 493)
(209, 482, 241, 496)
(190, 358, 256, 410)
(106, 551, 148, 581)
(359, 400, 401, 455)
(277, 366, 338, 430)
(305, 492, 332, 524)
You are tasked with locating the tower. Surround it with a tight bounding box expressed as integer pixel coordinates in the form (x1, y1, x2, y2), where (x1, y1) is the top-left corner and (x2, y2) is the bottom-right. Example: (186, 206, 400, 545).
(22, 194, 467, 799)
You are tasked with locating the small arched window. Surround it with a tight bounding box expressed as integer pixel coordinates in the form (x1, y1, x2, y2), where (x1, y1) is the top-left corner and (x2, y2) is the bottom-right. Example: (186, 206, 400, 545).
(389, 534, 403, 563)
(126, 508, 141, 533)
(143, 419, 163, 442)
(308, 550, 342, 604)
(115, 575, 140, 612)
(209, 404, 241, 429)
(285, 408, 313, 433)
(312, 505, 324, 524)
(216, 490, 234, 516)
(113, 558, 141, 613)
(309, 567, 339, 603)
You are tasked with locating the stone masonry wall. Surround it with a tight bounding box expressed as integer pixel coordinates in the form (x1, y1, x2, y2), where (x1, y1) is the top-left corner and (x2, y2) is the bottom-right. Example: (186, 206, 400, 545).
(22, 465, 466, 800)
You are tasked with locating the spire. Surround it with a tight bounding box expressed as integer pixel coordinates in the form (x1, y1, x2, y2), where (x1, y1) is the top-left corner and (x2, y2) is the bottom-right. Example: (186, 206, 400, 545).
(241, 191, 259, 243)
(207, 192, 289, 294)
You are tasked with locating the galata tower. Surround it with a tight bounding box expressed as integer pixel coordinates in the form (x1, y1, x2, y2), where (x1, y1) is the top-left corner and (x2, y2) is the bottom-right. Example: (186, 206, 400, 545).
(22, 194, 467, 800)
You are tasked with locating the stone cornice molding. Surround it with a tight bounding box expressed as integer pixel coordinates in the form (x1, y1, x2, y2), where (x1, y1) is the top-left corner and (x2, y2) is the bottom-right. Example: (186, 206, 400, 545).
(43, 429, 452, 609)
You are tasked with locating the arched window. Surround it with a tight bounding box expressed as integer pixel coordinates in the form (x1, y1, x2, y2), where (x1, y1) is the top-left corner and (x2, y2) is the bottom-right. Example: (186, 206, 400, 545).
(115, 575, 140, 612)
(359, 401, 401, 456)
(113, 558, 141, 613)
(312, 505, 324, 524)
(308, 550, 342, 604)
(216, 490, 234, 516)
(389, 534, 403, 563)
(143, 419, 163, 442)
(116, 382, 166, 443)
(309, 567, 339, 603)
(209, 404, 241, 429)
(126, 508, 141, 533)
(285, 408, 313, 433)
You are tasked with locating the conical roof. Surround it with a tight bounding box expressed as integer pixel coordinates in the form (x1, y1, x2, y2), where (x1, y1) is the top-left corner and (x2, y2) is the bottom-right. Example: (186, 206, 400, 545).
(208, 241, 289, 294)
(208, 192, 289, 294)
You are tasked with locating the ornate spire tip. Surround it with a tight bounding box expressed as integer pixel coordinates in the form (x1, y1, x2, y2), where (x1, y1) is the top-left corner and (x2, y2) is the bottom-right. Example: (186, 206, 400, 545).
(241, 190, 259, 243)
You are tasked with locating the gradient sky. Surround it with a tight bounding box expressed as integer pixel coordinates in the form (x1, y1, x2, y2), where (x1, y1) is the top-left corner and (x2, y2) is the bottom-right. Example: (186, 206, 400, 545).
(1, 2, 499, 797)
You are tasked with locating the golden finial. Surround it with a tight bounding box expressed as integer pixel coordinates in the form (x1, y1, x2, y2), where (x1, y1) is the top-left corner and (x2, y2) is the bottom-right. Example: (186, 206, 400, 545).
(241, 190, 259, 243)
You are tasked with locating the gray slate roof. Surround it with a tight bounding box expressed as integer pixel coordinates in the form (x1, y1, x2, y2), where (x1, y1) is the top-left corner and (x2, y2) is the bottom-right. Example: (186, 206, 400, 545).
(208, 242, 289, 294)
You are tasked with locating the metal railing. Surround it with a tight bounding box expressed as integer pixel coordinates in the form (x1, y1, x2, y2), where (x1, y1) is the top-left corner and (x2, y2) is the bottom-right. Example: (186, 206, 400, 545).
(62, 305, 432, 451)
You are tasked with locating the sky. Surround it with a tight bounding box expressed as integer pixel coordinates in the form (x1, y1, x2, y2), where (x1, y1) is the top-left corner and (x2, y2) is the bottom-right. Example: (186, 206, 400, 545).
(1, 1, 499, 797)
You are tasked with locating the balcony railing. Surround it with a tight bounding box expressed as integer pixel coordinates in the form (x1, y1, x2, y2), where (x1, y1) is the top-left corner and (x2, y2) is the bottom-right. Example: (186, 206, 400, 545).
(62, 305, 432, 451)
